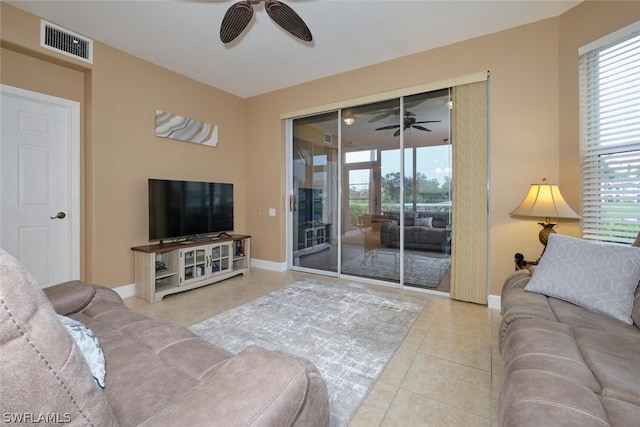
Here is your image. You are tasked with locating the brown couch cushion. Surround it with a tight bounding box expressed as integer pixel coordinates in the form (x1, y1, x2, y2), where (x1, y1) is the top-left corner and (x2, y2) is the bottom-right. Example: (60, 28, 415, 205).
(575, 328, 640, 407)
(498, 369, 609, 427)
(600, 397, 640, 427)
(138, 346, 327, 427)
(501, 318, 600, 393)
(499, 285, 556, 351)
(70, 290, 234, 425)
(549, 297, 640, 337)
(0, 249, 116, 426)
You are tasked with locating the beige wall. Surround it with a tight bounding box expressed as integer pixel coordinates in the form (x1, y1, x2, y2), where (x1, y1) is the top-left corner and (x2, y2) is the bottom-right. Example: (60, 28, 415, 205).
(245, 1, 640, 296)
(3, 2, 640, 295)
(1, 3, 247, 287)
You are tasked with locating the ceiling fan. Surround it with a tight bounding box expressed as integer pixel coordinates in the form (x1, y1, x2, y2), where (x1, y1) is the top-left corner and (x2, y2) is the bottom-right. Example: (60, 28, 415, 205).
(375, 111, 441, 137)
(220, 0, 312, 44)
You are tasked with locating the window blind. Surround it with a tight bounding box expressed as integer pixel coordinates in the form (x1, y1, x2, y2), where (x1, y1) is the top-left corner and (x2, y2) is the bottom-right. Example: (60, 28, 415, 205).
(579, 30, 640, 244)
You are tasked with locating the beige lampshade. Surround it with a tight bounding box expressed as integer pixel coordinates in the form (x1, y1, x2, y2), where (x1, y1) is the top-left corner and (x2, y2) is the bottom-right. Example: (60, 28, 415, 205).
(510, 178, 580, 221)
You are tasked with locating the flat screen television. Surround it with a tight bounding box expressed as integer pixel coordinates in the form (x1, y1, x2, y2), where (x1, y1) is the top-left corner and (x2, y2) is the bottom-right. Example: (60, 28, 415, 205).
(148, 179, 234, 241)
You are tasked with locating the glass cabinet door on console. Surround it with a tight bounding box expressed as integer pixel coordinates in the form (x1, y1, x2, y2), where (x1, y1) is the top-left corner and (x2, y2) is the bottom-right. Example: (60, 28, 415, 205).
(181, 248, 207, 282)
(180, 243, 232, 286)
(209, 243, 230, 274)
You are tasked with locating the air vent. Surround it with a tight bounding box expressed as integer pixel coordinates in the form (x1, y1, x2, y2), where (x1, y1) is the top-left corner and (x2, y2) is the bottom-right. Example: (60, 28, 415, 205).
(40, 20, 93, 64)
(324, 133, 332, 144)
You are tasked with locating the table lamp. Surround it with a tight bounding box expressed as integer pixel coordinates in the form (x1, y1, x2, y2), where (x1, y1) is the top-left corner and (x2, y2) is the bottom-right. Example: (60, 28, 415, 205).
(510, 178, 580, 261)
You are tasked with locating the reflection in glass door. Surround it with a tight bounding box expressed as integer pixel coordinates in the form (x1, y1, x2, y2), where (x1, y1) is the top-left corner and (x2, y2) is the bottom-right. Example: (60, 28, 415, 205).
(340, 99, 402, 284)
(346, 166, 377, 233)
(402, 91, 452, 291)
(291, 112, 339, 273)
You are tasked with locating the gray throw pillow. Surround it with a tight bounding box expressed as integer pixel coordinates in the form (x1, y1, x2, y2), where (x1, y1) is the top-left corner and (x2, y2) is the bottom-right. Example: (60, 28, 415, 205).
(415, 217, 433, 227)
(525, 234, 640, 324)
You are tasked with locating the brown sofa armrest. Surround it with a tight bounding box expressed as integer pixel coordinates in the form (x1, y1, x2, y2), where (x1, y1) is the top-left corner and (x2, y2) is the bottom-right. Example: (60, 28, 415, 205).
(502, 269, 532, 291)
(44, 280, 97, 316)
(44, 280, 123, 316)
(139, 346, 330, 427)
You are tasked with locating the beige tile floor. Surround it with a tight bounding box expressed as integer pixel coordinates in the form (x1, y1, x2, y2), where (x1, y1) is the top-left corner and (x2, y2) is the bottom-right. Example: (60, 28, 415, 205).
(124, 268, 503, 427)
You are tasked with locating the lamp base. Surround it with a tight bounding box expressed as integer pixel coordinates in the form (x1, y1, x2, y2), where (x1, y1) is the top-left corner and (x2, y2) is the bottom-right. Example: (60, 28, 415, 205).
(536, 222, 556, 262)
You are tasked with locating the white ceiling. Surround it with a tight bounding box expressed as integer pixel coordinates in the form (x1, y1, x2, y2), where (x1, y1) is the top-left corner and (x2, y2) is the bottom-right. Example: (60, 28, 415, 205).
(8, 0, 581, 99)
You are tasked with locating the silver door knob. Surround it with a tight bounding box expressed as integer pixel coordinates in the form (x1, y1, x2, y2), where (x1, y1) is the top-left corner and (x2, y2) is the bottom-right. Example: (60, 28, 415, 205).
(50, 212, 66, 219)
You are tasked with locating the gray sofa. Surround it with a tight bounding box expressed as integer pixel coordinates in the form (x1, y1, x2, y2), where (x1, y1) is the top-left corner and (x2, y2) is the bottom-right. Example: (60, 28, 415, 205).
(498, 237, 640, 426)
(0, 249, 330, 426)
(379, 211, 450, 252)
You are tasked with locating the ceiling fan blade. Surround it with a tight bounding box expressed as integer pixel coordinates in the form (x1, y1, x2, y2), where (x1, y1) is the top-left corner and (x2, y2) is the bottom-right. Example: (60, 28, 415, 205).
(393, 129, 401, 137)
(375, 125, 401, 131)
(265, 0, 313, 42)
(369, 112, 392, 123)
(220, 1, 254, 43)
(412, 125, 432, 132)
(414, 120, 441, 124)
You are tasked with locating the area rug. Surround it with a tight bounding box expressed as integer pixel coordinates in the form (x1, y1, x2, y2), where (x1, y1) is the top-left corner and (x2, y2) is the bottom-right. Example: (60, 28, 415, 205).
(188, 278, 425, 427)
(341, 249, 450, 287)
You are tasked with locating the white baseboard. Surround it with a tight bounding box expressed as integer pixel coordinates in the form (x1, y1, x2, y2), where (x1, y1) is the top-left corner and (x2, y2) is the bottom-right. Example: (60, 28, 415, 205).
(114, 259, 287, 299)
(488, 294, 501, 310)
(251, 258, 288, 272)
(114, 283, 136, 299)
(115, 262, 503, 310)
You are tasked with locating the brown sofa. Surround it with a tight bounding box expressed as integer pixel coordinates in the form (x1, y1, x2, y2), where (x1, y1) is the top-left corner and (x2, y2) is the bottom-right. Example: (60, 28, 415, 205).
(498, 250, 640, 425)
(0, 249, 330, 426)
(379, 211, 450, 252)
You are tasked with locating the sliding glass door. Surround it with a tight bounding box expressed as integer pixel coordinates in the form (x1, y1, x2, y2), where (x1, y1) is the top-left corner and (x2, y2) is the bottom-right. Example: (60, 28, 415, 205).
(290, 89, 452, 292)
(401, 91, 452, 291)
(341, 99, 402, 283)
(291, 112, 339, 272)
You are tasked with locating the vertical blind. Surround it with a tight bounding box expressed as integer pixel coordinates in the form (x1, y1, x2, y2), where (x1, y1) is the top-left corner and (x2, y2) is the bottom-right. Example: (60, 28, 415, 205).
(579, 29, 640, 244)
(450, 80, 488, 304)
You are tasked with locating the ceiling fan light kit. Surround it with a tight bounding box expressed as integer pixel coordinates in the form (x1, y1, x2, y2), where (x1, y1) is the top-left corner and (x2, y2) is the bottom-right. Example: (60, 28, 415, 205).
(220, 0, 312, 44)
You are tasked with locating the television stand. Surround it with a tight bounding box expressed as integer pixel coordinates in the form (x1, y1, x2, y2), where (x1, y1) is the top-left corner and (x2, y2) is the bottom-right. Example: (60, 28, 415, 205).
(131, 234, 251, 303)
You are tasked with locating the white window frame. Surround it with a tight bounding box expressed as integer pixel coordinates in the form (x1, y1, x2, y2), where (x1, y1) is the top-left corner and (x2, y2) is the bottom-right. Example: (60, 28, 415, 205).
(579, 21, 640, 244)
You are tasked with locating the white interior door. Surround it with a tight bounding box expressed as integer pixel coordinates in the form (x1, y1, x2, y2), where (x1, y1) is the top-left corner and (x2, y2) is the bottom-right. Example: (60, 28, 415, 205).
(1, 85, 80, 288)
